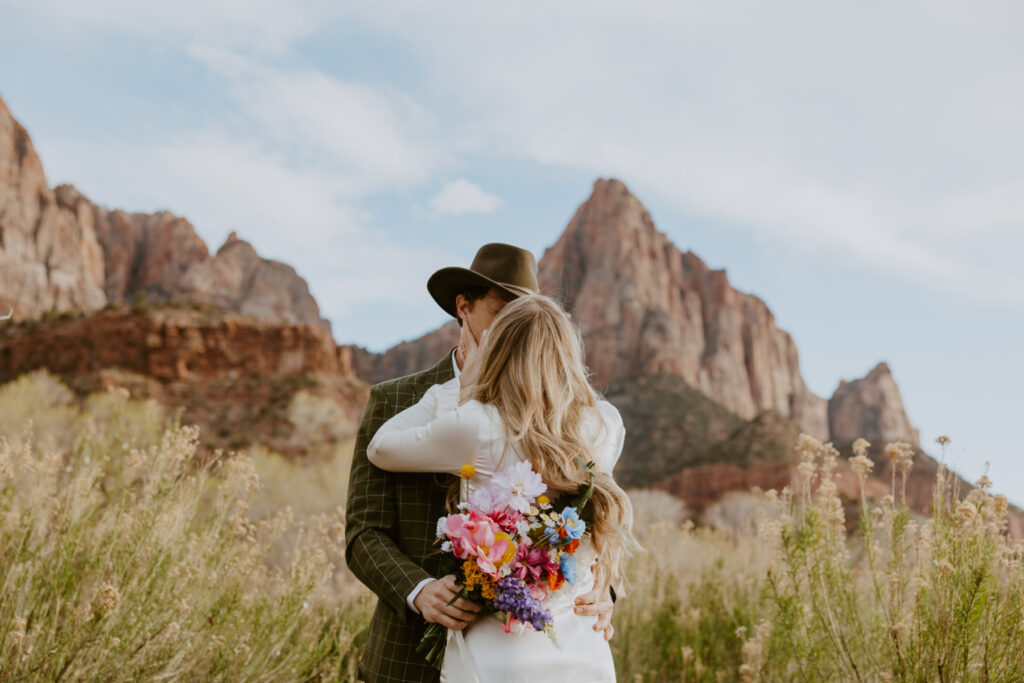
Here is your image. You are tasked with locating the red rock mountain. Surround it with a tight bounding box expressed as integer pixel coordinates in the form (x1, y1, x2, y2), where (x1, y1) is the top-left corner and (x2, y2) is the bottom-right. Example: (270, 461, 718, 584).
(0, 307, 352, 384)
(829, 361, 920, 447)
(0, 99, 106, 317)
(353, 179, 918, 449)
(538, 179, 829, 438)
(0, 97, 329, 333)
(2, 94, 935, 508)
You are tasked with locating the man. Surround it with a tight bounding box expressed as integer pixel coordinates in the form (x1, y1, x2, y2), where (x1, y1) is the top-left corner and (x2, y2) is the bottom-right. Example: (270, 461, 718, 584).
(345, 243, 615, 683)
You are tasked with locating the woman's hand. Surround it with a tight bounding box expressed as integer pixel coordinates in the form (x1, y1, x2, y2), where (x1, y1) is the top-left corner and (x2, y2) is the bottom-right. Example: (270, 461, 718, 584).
(574, 582, 615, 641)
(575, 562, 615, 640)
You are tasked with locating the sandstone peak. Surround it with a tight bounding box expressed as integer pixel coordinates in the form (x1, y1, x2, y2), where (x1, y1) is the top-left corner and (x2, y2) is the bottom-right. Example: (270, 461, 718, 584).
(0, 99, 106, 319)
(828, 361, 920, 447)
(0, 95, 330, 334)
(538, 177, 829, 437)
(355, 177, 829, 439)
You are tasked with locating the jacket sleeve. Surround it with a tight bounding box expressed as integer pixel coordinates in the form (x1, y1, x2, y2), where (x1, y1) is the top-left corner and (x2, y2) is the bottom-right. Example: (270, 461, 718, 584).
(344, 384, 433, 622)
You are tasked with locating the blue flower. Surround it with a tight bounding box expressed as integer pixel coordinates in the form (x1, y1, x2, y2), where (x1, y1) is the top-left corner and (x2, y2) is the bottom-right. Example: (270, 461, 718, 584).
(560, 507, 586, 540)
(560, 553, 577, 585)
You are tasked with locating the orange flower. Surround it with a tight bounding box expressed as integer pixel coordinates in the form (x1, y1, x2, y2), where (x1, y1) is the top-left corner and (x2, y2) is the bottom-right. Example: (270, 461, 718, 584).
(565, 538, 580, 555)
(547, 570, 565, 592)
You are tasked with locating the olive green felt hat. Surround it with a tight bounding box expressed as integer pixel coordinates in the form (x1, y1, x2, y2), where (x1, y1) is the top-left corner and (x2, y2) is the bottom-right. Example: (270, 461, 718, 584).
(427, 242, 539, 319)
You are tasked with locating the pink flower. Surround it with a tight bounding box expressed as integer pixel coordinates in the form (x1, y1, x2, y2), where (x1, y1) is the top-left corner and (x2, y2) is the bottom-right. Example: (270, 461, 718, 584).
(509, 537, 557, 585)
(468, 483, 512, 514)
(446, 510, 514, 575)
(529, 583, 549, 603)
(489, 508, 525, 534)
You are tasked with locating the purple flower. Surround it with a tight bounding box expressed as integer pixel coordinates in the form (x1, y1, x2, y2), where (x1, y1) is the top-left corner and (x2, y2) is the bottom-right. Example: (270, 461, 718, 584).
(493, 576, 552, 632)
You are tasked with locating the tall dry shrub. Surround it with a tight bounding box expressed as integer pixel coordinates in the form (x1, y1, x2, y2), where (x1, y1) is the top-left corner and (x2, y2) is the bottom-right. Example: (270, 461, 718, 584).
(753, 434, 1024, 681)
(0, 373, 370, 681)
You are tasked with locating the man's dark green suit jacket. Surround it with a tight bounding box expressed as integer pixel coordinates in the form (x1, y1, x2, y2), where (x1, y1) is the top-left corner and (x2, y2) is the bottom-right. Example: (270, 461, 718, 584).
(345, 352, 457, 683)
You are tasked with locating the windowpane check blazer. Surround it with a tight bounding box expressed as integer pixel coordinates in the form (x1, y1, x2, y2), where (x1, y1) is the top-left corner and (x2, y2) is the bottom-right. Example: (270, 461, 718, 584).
(345, 352, 457, 683)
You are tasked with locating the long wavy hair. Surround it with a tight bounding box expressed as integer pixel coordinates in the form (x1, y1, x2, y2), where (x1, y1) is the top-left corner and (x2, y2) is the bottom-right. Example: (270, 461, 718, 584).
(465, 294, 639, 592)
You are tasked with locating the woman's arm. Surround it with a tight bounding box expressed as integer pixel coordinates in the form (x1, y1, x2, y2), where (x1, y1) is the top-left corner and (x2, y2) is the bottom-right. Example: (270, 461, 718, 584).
(367, 397, 487, 476)
(595, 400, 626, 472)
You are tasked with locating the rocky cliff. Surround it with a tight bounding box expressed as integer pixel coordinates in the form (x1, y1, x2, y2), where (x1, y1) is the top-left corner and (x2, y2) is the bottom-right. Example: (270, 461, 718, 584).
(351, 321, 460, 381)
(0, 307, 352, 383)
(2, 93, 936, 516)
(538, 178, 829, 437)
(0, 307, 365, 459)
(353, 179, 914, 444)
(0, 97, 329, 333)
(829, 361, 921, 448)
(0, 98, 106, 319)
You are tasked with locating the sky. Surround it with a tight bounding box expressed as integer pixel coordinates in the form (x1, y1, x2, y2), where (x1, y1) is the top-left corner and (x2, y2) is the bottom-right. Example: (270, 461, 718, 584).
(1, 1, 1022, 503)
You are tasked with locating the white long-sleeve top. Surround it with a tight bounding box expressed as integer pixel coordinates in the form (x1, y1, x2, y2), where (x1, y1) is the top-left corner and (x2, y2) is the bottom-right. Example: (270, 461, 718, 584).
(367, 378, 626, 479)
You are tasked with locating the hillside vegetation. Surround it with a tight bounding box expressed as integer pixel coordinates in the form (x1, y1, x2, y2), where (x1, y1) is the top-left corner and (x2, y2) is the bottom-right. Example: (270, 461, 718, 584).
(1, 372, 1021, 681)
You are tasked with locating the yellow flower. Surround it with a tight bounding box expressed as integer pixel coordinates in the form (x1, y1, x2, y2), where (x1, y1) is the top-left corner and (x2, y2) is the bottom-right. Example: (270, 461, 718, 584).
(462, 559, 497, 599)
(460, 464, 476, 479)
(537, 495, 550, 507)
(494, 532, 517, 565)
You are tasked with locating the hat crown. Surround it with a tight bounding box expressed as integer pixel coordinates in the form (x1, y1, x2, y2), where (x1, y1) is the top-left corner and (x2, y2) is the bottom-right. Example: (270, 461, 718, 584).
(470, 243, 538, 292)
(426, 242, 539, 319)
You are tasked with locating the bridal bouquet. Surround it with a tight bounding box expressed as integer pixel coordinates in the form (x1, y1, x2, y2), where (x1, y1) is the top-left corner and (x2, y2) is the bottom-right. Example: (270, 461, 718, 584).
(418, 458, 596, 668)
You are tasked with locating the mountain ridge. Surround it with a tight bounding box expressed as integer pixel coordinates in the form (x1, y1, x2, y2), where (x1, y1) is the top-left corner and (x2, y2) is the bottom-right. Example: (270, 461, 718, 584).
(4, 94, 989, 530)
(0, 96, 329, 333)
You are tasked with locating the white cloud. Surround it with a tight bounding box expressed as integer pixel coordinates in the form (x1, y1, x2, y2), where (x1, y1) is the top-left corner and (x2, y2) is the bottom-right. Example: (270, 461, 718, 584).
(343, 1, 1024, 308)
(187, 45, 442, 196)
(24, 42, 458, 322)
(36, 127, 458, 322)
(428, 179, 502, 216)
(14, 1, 1024, 309)
(3, 0, 342, 54)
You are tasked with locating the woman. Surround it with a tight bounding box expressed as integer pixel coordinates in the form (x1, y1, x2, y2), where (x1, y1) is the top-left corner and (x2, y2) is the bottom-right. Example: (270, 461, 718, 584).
(367, 294, 638, 683)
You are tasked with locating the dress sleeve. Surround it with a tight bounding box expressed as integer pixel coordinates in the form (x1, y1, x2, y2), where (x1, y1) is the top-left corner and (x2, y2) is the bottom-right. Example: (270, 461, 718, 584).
(367, 395, 491, 476)
(594, 400, 626, 473)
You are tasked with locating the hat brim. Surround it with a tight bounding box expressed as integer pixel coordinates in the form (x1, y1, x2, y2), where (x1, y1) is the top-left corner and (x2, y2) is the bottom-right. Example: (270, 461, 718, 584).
(427, 267, 533, 319)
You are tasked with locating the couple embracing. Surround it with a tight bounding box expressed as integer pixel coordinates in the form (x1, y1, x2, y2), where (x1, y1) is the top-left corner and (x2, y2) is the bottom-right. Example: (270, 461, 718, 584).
(345, 243, 638, 682)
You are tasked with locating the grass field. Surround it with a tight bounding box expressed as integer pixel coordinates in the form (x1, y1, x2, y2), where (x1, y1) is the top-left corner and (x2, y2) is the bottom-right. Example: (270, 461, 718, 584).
(1, 372, 1021, 681)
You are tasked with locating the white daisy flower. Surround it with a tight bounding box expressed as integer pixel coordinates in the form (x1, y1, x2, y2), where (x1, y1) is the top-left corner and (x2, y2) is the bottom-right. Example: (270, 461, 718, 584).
(491, 461, 546, 514)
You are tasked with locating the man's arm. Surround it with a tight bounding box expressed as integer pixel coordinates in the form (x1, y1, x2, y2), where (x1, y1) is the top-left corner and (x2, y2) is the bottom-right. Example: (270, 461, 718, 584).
(344, 384, 433, 622)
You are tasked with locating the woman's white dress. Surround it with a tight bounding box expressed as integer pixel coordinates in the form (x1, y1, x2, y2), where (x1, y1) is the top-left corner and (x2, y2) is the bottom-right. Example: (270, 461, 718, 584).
(367, 378, 624, 683)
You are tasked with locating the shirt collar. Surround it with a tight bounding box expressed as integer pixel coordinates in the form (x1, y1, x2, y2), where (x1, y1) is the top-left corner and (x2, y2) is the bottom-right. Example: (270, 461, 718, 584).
(451, 347, 461, 379)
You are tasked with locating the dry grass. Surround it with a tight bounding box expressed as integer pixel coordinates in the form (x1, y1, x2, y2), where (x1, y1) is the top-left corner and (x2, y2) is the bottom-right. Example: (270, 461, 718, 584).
(2, 371, 1021, 681)
(614, 434, 1024, 682)
(0, 371, 371, 681)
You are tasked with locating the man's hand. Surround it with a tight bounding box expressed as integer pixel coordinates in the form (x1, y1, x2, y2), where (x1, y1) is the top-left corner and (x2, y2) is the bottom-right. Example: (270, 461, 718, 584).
(413, 575, 481, 630)
(574, 583, 615, 641)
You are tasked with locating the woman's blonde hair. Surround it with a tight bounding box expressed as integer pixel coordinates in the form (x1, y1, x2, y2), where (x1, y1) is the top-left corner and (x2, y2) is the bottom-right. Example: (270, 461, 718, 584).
(467, 294, 639, 592)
